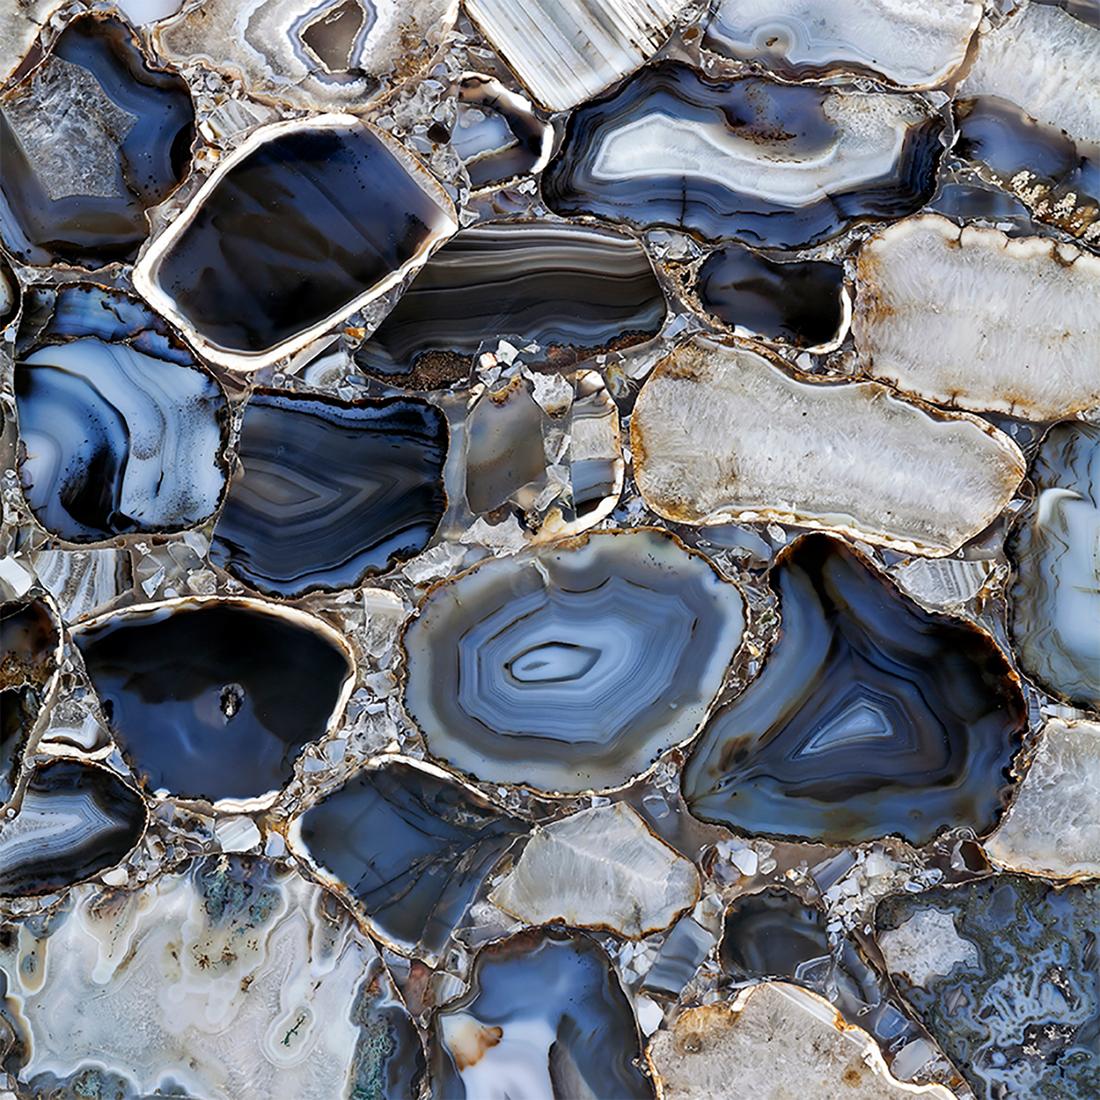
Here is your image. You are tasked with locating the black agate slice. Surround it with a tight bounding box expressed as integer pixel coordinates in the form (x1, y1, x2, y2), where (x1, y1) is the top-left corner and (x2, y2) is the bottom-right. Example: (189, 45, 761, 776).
(14, 284, 228, 543)
(0, 14, 195, 268)
(683, 534, 1025, 845)
(73, 599, 353, 805)
(209, 390, 448, 597)
(134, 116, 457, 370)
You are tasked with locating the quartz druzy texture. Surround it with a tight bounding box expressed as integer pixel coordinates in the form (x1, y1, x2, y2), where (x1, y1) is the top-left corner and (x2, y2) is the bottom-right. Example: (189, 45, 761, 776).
(403, 528, 746, 792)
(73, 599, 353, 804)
(431, 928, 655, 1098)
(876, 875, 1100, 1100)
(292, 758, 526, 960)
(14, 284, 228, 543)
(682, 535, 1026, 845)
(543, 62, 942, 248)
(0, 13, 195, 268)
(134, 115, 457, 369)
(209, 390, 448, 597)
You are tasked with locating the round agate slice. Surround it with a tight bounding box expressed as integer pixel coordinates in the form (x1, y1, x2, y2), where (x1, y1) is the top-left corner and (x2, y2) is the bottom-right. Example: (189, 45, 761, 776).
(403, 528, 745, 793)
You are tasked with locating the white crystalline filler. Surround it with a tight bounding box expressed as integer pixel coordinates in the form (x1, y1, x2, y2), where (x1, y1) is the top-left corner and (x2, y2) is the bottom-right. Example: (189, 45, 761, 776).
(986, 719, 1100, 879)
(647, 983, 955, 1099)
(877, 908, 979, 987)
(962, 2, 1100, 146)
(489, 803, 700, 937)
(630, 337, 1025, 556)
(853, 214, 1100, 420)
(465, 0, 691, 111)
(704, 0, 981, 88)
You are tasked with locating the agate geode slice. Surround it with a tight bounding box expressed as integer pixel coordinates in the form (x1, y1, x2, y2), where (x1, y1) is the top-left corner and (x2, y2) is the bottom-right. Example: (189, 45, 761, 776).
(1007, 421, 1100, 709)
(432, 928, 655, 1099)
(543, 62, 941, 248)
(209, 390, 448, 597)
(14, 284, 228, 543)
(73, 598, 353, 805)
(134, 115, 457, 370)
(403, 528, 746, 792)
(682, 534, 1026, 845)
(0, 13, 195, 268)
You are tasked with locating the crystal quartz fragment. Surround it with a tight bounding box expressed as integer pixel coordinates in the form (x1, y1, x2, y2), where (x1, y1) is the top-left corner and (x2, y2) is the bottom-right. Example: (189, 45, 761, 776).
(155, 0, 458, 113)
(631, 338, 1024, 555)
(0, 14, 195, 268)
(358, 220, 666, 382)
(853, 214, 1100, 420)
(877, 875, 1100, 1100)
(543, 63, 941, 248)
(14, 284, 228, 543)
(403, 528, 746, 793)
(0, 758, 146, 894)
(134, 115, 457, 371)
(694, 244, 848, 351)
(29, 546, 133, 623)
(464, 0, 688, 112)
(985, 719, 1100, 879)
(291, 757, 526, 961)
(646, 983, 954, 1100)
(489, 802, 700, 937)
(0, 251, 18, 330)
(452, 74, 552, 191)
(683, 534, 1026, 845)
(72, 598, 354, 806)
(432, 928, 655, 1098)
(209, 390, 447, 598)
(0, 856, 426, 1098)
(641, 917, 715, 998)
(702, 0, 980, 88)
(1007, 421, 1100, 709)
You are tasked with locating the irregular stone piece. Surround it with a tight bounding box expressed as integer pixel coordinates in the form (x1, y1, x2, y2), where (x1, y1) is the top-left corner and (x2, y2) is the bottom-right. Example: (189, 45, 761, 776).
(73, 598, 353, 806)
(986, 719, 1100, 880)
(464, 0, 688, 112)
(876, 874, 1100, 1100)
(694, 244, 848, 351)
(631, 338, 1024, 556)
(403, 528, 746, 793)
(291, 758, 526, 961)
(853, 214, 1100, 420)
(1008, 421, 1100, 709)
(0, 856, 425, 1099)
(543, 63, 941, 248)
(134, 115, 457, 371)
(209, 390, 447, 598)
(29, 546, 133, 623)
(0, 14, 194, 268)
(646, 983, 953, 1100)
(155, 0, 457, 113)
(358, 220, 666, 382)
(0, 251, 18, 330)
(683, 535, 1026, 845)
(0, 758, 146, 895)
(15, 284, 228, 543)
(702, 0, 980, 89)
(489, 803, 699, 937)
(0, 1, 60, 87)
(641, 917, 715, 998)
(432, 928, 654, 1098)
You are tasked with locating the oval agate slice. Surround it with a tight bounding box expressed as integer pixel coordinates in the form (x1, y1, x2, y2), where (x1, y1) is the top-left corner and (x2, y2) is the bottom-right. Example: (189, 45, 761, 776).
(403, 528, 746, 793)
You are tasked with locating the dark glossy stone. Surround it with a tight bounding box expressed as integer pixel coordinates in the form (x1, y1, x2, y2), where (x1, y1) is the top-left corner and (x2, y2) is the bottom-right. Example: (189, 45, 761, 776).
(682, 534, 1026, 845)
(357, 220, 666, 383)
(209, 390, 447, 597)
(543, 62, 941, 248)
(0, 758, 147, 895)
(73, 599, 352, 803)
(694, 244, 846, 348)
(135, 117, 456, 368)
(0, 14, 194, 268)
(294, 759, 526, 959)
(431, 928, 655, 1099)
(877, 874, 1100, 1100)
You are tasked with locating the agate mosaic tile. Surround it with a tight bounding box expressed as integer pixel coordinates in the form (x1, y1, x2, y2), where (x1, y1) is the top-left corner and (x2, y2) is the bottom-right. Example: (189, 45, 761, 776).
(0, 2, 1096, 1098)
